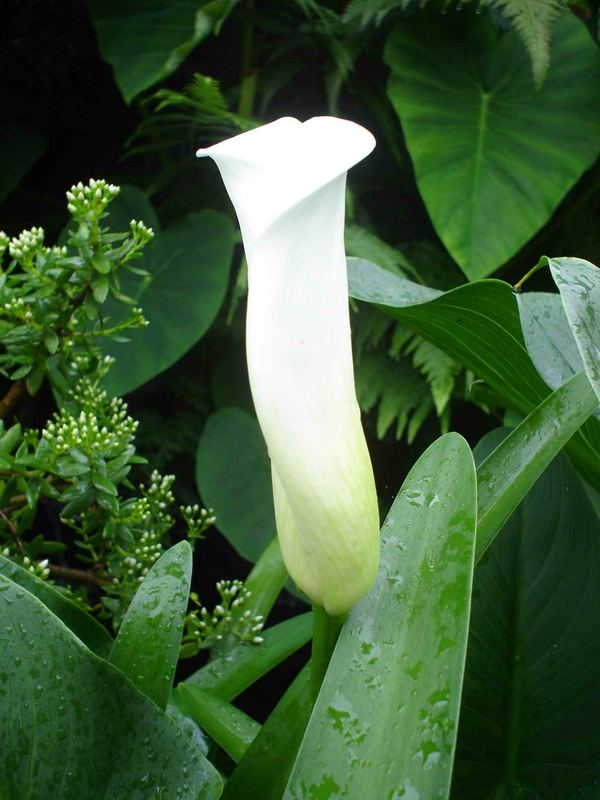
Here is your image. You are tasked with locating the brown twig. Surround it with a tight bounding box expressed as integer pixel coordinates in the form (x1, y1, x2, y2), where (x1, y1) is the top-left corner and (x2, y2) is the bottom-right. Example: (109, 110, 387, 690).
(0, 380, 25, 419)
(0, 508, 24, 555)
(48, 564, 108, 588)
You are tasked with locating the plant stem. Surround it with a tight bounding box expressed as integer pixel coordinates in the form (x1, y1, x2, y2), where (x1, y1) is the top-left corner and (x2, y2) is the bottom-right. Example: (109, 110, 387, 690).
(238, 0, 256, 118)
(48, 564, 108, 588)
(310, 604, 345, 701)
(0, 380, 24, 419)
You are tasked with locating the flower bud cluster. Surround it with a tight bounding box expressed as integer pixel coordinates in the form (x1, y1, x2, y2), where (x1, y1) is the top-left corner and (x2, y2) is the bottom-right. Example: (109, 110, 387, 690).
(66, 179, 119, 219)
(129, 219, 154, 247)
(0, 231, 9, 257)
(180, 503, 216, 545)
(182, 580, 265, 657)
(8, 227, 45, 267)
(1, 548, 50, 579)
(42, 381, 137, 457)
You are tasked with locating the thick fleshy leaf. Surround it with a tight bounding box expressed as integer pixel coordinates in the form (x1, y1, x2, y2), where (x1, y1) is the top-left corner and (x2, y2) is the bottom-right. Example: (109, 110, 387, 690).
(0, 573, 221, 799)
(285, 433, 477, 799)
(0, 124, 47, 202)
(222, 666, 312, 800)
(348, 257, 600, 489)
(109, 541, 192, 709)
(177, 684, 260, 763)
(87, 0, 240, 102)
(548, 256, 600, 402)
(183, 613, 312, 701)
(103, 211, 235, 396)
(196, 407, 276, 562)
(0, 553, 112, 657)
(476, 370, 599, 559)
(454, 437, 600, 798)
(385, 13, 600, 279)
(243, 536, 289, 621)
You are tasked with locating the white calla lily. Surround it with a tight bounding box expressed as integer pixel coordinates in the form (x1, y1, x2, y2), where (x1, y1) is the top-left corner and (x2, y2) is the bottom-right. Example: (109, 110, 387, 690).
(197, 117, 380, 615)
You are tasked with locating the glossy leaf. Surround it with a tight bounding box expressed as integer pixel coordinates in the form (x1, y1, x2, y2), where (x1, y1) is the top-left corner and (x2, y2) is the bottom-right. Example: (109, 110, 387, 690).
(476, 370, 599, 559)
(454, 441, 600, 798)
(109, 541, 192, 709)
(243, 536, 289, 621)
(0, 124, 47, 202)
(285, 433, 477, 799)
(517, 292, 585, 392)
(0, 553, 112, 657)
(177, 684, 260, 763)
(0, 573, 221, 799)
(548, 256, 600, 402)
(385, 13, 600, 279)
(103, 211, 235, 396)
(88, 0, 241, 102)
(183, 613, 312, 701)
(222, 666, 312, 800)
(196, 407, 276, 562)
(348, 257, 600, 489)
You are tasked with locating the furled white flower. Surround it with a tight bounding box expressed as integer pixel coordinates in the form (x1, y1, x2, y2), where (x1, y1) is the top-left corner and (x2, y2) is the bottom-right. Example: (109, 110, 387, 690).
(197, 117, 380, 615)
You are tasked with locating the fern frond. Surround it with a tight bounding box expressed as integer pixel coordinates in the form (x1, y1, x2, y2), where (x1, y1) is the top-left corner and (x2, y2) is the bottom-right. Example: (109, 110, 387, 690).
(485, 0, 568, 87)
(404, 336, 460, 416)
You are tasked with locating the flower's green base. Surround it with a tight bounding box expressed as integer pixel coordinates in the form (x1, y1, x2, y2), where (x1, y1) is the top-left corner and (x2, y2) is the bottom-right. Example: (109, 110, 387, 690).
(310, 604, 346, 701)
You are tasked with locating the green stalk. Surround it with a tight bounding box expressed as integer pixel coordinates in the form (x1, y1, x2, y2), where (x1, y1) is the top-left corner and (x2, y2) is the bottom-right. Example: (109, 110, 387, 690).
(310, 605, 345, 701)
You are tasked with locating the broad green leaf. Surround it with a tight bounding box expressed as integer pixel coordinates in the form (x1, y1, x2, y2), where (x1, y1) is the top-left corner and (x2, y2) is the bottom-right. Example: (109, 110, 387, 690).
(109, 541, 192, 709)
(87, 0, 241, 103)
(103, 210, 235, 396)
(183, 613, 312, 701)
(285, 434, 477, 800)
(196, 407, 276, 562)
(476, 370, 599, 559)
(243, 536, 288, 621)
(517, 292, 584, 392)
(222, 666, 312, 800)
(0, 573, 221, 799)
(548, 256, 600, 402)
(453, 442, 600, 798)
(177, 684, 260, 763)
(0, 125, 47, 202)
(385, 13, 600, 279)
(348, 257, 600, 489)
(0, 554, 112, 657)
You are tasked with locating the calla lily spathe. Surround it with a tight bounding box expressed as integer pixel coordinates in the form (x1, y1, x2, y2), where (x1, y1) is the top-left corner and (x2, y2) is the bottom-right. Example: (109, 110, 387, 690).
(197, 117, 380, 615)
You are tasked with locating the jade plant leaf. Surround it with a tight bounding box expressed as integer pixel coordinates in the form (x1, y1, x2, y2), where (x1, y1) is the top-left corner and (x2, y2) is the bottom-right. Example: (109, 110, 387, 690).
(109, 541, 192, 709)
(285, 433, 477, 799)
(454, 436, 600, 798)
(103, 210, 236, 396)
(385, 13, 600, 279)
(0, 572, 221, 799)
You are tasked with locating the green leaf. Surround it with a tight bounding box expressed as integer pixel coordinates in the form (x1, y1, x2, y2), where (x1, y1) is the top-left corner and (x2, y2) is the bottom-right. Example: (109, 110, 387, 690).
(384, 13, 600, 279)
(0, 573, 221, 799)
(183, 613, 312, 701)
(222, 666, 312, 800)
(548, 256, 600, 403)
(87, 0, 241, 103)
(196, 408, 276, 562)
(0, 553, 112, 656)
(348, 257, 600, 489)
(453, 441, 600, 798)
(109, 541, 192, 709)
(517, 290, 585, 394)
(104, 184, 160, 234)
(177, 684, 260, 763)
(476, 370, 599, 560)
(243, 536, 289, 621)
(285, 433, 477, 799)
(0, 124, 47, 202)
(103, 211, 235, 396)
